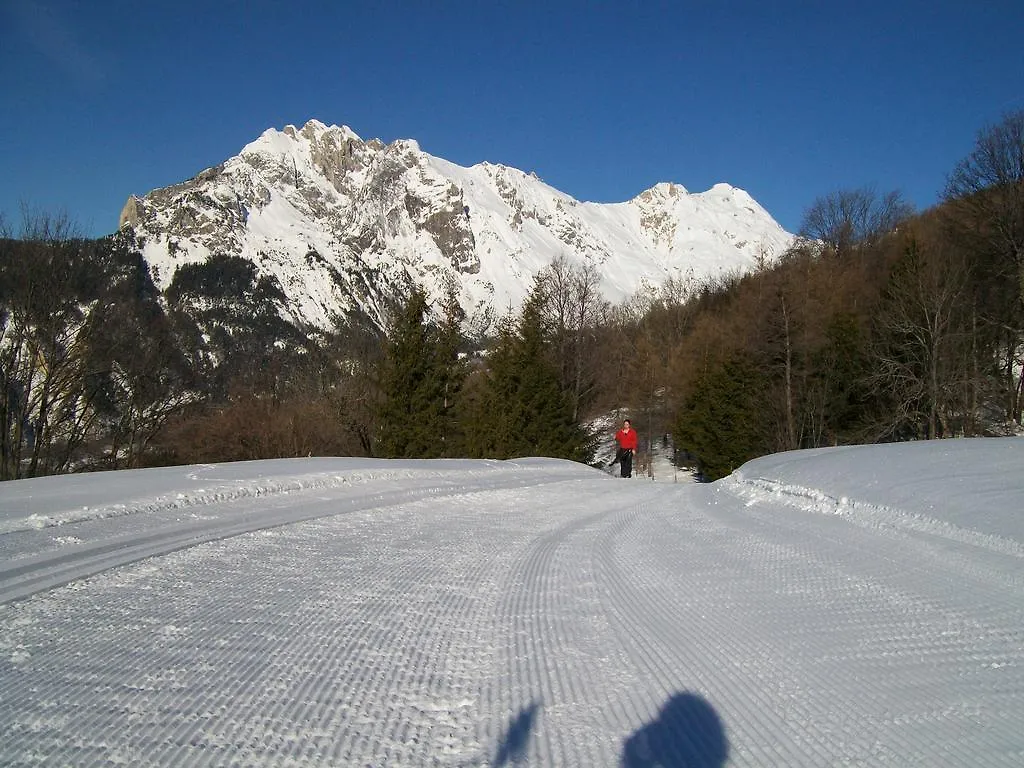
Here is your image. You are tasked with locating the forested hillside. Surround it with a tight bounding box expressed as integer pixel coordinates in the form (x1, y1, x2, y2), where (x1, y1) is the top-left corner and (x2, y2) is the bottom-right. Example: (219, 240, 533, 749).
(2, 111, 1021, 480)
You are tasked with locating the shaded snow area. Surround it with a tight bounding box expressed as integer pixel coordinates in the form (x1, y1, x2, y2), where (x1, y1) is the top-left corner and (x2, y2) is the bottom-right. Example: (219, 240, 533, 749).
(1, 441, 1022, 766)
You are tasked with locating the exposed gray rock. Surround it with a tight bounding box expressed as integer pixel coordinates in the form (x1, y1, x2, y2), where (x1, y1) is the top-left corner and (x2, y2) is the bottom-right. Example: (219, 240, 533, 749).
(120, 120, 794, 332)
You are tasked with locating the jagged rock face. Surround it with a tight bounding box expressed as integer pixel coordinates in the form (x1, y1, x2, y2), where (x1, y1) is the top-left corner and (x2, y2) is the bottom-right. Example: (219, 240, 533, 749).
(122, 119, 794, 331)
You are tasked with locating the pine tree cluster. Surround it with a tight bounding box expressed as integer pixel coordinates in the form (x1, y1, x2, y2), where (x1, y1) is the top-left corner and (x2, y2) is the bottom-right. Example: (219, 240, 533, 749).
(376, 284, 592, 463)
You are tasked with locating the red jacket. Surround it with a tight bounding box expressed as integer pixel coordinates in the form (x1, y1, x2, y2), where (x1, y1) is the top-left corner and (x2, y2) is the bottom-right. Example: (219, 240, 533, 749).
(615, 427, 638, 452)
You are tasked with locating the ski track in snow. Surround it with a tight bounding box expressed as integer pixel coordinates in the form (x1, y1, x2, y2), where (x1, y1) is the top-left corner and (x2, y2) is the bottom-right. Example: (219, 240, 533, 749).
(0, 450, 1022, 766)
(0, 462, 571, 605)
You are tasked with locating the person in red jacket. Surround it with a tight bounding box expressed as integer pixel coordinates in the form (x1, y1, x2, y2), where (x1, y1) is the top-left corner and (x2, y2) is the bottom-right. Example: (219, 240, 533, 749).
(614, 419, 639, 478)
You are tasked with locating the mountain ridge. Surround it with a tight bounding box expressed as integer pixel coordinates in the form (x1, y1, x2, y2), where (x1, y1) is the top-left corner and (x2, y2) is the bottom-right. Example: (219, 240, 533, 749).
(120, 119, 794, 331)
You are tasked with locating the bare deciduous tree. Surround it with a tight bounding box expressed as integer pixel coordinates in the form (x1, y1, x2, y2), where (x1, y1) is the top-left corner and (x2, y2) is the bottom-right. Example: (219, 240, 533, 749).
(870, 231, 972, 439)
(0, 209, 101, 477)
(800, 187, 914, 255)
(945, 109, 1024, 311)
(534, 255, 609, 421)
(943, 110, 1024, 424)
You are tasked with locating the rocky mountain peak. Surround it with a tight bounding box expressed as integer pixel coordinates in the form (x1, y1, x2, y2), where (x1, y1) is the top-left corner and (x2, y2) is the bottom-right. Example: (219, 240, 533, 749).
(634, 182, 688, 202)
(120, 121, 794, 332)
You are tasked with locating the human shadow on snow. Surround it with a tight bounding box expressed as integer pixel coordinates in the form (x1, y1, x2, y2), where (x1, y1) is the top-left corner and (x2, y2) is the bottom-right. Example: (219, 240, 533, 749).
(620, 691, 728, 767)
(493, 700, 541, 766)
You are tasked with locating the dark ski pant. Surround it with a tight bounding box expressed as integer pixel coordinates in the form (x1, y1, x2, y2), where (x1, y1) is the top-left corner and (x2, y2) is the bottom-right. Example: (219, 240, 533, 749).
(620, 449, 633, 478)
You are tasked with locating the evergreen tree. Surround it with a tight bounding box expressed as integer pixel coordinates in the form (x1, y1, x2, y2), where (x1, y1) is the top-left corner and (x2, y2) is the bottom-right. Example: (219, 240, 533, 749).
(674, 356, 771, 481)
(376, 288, 467, 458)
(434, 287, 468, 457)
(468, 283, 592, 462)
(808, 312, 874, 444)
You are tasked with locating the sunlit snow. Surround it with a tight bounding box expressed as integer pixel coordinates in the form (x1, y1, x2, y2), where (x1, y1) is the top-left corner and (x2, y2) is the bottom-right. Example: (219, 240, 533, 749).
(133, 121, 794, 331)
(1, 439, 1022, 765)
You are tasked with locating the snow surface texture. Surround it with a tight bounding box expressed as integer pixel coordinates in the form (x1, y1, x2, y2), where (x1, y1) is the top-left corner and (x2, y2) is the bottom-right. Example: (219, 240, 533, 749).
(122, 120, 794, 329)
(1, 440, 1022, 766)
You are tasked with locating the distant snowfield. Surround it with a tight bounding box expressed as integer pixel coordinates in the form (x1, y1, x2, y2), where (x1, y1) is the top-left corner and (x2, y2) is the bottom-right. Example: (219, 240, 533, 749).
(1, 441, 1022, 766)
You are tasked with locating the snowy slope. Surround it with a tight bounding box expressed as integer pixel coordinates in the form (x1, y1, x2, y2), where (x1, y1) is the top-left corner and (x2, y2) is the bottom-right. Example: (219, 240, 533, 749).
(1, 439, 1022, 765)
(120, 120, 794, 329)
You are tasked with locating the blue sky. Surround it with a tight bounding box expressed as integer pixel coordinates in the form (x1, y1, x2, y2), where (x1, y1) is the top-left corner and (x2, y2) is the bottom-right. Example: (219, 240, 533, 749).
(2, 1, 1023, 238)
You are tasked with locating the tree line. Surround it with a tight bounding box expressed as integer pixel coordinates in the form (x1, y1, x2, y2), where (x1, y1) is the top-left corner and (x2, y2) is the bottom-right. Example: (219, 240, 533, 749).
(670, 111, 1024, 478)
(0, 215, 603, 478)
(1, 110, 1021, 481)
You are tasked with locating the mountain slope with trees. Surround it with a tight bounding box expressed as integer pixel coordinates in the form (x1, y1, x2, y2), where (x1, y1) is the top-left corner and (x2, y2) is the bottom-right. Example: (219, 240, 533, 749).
(2, 110, 1022, 480)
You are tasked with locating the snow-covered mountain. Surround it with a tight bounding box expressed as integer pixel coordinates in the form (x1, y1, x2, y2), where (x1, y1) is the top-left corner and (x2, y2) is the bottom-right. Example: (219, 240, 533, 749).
(120, 119, 794, 330)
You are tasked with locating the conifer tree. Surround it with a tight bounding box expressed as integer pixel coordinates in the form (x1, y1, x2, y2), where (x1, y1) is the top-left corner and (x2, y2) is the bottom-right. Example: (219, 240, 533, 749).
(807, 312, 873, 445)
(434, 287, 468, 457)
(468, 282, 592, 462)
(376, 288, 466, 458)
(376, 288, 440, 456)
(674, 356, 771, 481)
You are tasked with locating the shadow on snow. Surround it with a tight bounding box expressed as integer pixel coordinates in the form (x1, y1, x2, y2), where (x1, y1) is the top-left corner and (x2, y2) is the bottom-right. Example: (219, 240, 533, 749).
(620, 691, 728, 767)
(493, 700, 541, 766)
(480, 692, 725, 766)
